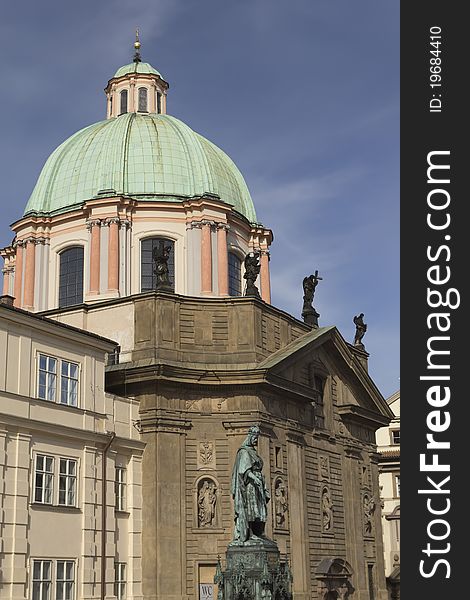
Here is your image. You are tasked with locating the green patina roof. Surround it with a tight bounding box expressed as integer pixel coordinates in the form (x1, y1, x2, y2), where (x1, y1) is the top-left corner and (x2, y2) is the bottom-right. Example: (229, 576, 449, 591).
(23, 113, 257, 222)
(113, 62, 163, 79)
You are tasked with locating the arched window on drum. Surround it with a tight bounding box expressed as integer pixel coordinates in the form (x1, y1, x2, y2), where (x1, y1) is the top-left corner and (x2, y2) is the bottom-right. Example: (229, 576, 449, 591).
(228, 252, 242, 296)
(120, 89, 128, 115)
(58, 247, 84, 308)
(138, 87, 148, 112)
(141, 238, 175, 292)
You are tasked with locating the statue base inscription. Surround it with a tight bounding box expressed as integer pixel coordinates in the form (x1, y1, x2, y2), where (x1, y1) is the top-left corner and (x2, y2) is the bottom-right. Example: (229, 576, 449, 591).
(215, 540, 293, 600)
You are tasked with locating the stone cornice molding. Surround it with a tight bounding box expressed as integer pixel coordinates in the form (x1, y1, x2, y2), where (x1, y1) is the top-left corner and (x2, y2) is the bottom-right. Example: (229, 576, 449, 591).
(135, 410, 192, 434)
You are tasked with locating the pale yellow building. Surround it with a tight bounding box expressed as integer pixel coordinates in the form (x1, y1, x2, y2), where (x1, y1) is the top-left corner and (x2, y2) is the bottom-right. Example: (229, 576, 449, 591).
(0, 297, 144, 600)
(376, 391, 400, 599)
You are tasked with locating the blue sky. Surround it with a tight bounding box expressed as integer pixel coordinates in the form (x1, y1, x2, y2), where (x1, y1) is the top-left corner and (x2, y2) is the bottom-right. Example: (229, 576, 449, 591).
(0, 0, 399, 397)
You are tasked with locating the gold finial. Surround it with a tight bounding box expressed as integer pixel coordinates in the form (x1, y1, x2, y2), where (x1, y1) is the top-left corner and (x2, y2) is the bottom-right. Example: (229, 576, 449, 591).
(134, 28, 141, 50)
(133, 28, 142, 63)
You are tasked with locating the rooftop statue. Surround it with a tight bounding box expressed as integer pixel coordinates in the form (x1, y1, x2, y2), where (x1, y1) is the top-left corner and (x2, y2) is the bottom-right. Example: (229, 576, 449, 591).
(353, 313, 367, 350)
(302, 270, 322, 328)
(231, 425, 271, 544)
(244, 252, 261, 298)
(153, 242, 173, 292)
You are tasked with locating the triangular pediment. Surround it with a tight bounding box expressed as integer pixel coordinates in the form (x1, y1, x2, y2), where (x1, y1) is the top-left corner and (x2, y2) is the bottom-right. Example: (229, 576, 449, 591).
(257, 326, 393, 423)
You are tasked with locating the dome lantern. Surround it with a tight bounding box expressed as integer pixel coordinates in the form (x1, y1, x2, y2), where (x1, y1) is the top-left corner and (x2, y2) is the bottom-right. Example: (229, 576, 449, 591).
(105, 33, 169, 118)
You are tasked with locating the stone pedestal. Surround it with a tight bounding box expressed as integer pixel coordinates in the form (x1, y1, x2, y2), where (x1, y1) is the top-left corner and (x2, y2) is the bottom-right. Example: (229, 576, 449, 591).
(215, 539, 293, 599)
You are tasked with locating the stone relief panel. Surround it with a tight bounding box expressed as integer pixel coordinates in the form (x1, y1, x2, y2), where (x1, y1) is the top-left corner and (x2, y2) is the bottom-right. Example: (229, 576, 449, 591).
(196, 476, 220, 529)
(273, 477, 289, 529)
(197, 440, 216, 470)
(363, 492, 376, 536)
(318, 454, 330, 482)
(321, 486, 334, 534)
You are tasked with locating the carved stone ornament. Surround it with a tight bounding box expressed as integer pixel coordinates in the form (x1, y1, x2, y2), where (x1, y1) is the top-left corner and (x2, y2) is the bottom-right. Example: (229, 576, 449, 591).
(363, 493, 376, 535)
(273, 478, 288, 528)
(199, 441, 214, 467)
(197, 477, 218, 528)
(322, 487, 334, 533)
(319, 455, 330, 481)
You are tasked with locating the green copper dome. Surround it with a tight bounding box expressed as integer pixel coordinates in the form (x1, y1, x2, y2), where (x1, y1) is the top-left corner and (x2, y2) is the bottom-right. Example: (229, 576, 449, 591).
(23, 113, 257, 222)
(113, 61, 163, 79)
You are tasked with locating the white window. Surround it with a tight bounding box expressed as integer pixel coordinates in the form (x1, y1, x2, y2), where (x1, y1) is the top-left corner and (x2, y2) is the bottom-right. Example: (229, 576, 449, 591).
(32, 560, 52, 600)
(58, 459, 77, 506)
(34, 455, 54, 504)
(115, 467, 126, 511)
(114, 563, 126, 600)
(391, 429, 400, 445)
(38, 355, 57, 402)
(37, 354, 80, 407)
(56, 561, 75, 600)
(395, 475, 400, 497)
(60, 361, 79, 406)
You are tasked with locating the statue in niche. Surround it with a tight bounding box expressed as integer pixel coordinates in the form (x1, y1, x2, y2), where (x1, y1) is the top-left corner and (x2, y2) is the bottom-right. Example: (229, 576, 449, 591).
(243, 252, 261, 298)
(353, 313, 367, 349)
(274, 479, 288, 527)
(363, 494, 376, 535)
(302, 271, 322, 327)
(322, 488, 333, 532)
(231, 425, 271, 543)
(152, 241, 172, 291)
(198, 479, 217, 527)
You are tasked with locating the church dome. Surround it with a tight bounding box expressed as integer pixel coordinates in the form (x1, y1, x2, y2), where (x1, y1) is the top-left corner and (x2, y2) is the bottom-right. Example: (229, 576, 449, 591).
(23, 113, 257, 223)
(113, 61, 162, 78)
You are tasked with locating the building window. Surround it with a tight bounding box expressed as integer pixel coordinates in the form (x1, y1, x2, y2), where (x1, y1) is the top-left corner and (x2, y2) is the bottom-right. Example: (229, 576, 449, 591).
(32, 560, 52, 600)
(58, 247, 84, 308)
(141, 238, 175, 292)
(395, 475, 400, 498)
(34, 455, 54, 504)
(157, 92, 162, 114)
(60, 361, 79, 406)
(38, 354, 58, 402)
(138, 87, 148, 112)
(228, 253, 242, 296)
(37, 354, 80, 407)
(58, 459, 77, 506)
(56, 561, 75, 600)
(391, 429, 400, 445)
(115, 467, 126, 511)
(114, 563, 126, 600)
(120, 90, 128, 114)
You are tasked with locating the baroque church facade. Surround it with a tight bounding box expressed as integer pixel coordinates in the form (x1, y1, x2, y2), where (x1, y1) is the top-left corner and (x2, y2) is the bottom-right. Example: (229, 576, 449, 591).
(0, 42, 393, 600)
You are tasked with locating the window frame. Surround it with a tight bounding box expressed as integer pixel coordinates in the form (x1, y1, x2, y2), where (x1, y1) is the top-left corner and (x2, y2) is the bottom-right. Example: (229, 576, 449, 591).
(390, 429, 400, 445)
(34, 454, 54, 505)
(115, 466, 126, 512)
(32, 453, 79, 508)
(228, 251, 242, 297)
(140, 237, 175, 292)
(31, 560, 76, 600)
(38, 354, 58, 402)
(58, 458, 78, 507)
(120, 89, 128, 115)
(32, 559, 52, 600)
(137, 87, 148, 112)
(56, 560, 75, 600)
(114, 562, 126, 600)
(58, 246, 84, 308)
(60, 360, 79, 407)
(36, 352, 81, 408)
